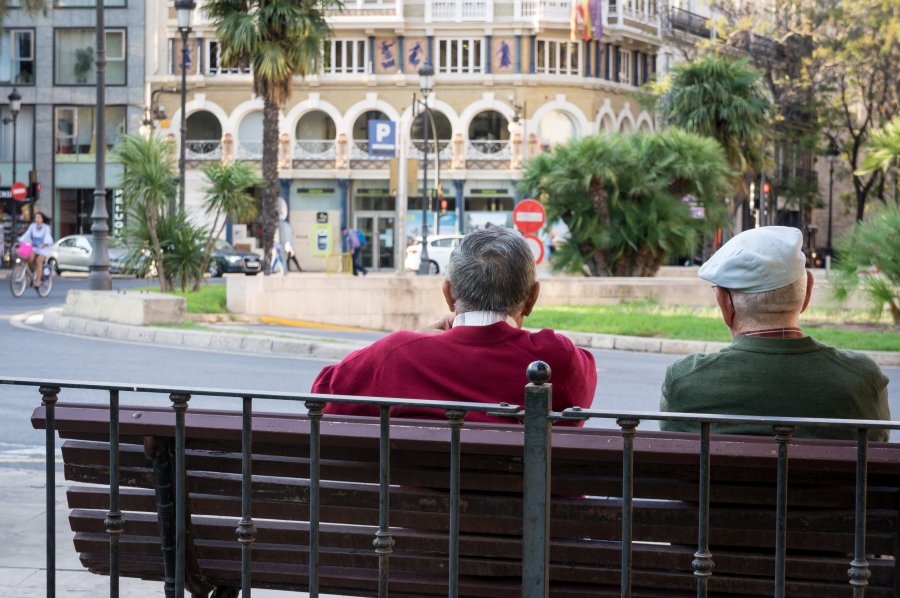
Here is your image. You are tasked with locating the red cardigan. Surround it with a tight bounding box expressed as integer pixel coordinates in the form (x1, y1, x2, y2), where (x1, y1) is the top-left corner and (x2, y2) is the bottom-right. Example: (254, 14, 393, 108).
(312, 322, 596, 426)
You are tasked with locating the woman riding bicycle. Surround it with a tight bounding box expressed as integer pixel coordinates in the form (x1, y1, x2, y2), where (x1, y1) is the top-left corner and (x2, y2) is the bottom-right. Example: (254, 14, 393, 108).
(18, 212, 54, 288)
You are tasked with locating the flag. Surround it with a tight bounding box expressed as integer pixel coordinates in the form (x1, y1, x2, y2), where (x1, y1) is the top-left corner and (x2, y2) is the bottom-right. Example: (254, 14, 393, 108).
(572, 0, 601, 42)
(590, 0, 603, 42)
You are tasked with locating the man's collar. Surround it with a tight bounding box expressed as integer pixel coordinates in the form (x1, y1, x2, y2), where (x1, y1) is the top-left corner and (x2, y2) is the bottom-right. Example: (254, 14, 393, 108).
(452, 311, 516, 327)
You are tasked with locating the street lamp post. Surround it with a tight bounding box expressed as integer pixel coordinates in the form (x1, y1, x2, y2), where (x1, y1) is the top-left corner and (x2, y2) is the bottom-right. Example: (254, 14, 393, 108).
(5, 89, 21, 230)
(139, 87, 176, 138)
(414, 63, 434, 275)
(175, 0, 196, 211)
(825, 136, 841, 258)
(89, 0, 112, 291)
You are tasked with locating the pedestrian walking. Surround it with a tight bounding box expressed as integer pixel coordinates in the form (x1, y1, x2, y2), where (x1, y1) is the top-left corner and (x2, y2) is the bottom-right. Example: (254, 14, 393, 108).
(279, 219, 302, 272)
(342, 226, 368, 276)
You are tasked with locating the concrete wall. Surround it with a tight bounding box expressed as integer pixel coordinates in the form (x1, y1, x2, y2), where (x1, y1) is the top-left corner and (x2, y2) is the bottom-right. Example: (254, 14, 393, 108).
(228, 269, 861, 332)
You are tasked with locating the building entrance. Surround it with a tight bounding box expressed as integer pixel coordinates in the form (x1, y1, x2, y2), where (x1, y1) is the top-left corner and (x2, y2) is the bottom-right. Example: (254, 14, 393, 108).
(354, 213, 395, 272)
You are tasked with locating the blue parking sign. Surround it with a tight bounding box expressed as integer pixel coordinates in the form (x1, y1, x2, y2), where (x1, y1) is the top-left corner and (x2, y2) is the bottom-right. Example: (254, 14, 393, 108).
(369, 120, 396, 155)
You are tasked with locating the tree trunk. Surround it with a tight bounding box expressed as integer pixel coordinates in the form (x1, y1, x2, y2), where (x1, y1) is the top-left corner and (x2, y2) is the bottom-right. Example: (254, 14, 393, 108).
(194, 213, 222, 291)
(586, 177, 611, 276)
(146, 208, 169, 292)
(261, 98, 280, 274)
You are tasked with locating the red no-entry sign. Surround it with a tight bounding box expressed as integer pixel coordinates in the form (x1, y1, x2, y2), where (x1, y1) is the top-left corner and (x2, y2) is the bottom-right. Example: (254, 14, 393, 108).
(11, 182, 27, 202)
(512, 199, 546, 234)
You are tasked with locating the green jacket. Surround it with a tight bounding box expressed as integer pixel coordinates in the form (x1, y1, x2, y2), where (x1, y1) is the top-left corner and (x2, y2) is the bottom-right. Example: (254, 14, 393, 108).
(660, 335, 891, 442)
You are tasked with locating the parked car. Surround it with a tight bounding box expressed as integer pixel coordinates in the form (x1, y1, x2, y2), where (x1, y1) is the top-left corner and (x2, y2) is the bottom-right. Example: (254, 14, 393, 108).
(405, 234, 464, 274)
(48, 234, 129, 274)
(208, 239, 262, 277)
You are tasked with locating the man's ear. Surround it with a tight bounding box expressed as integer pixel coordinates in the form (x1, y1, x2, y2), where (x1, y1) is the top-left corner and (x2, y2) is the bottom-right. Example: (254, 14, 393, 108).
(714, 286, 735, 328)
(520, 282, 541, 318)
(442, 279, 456, 313)
(800, 270, 814, 313)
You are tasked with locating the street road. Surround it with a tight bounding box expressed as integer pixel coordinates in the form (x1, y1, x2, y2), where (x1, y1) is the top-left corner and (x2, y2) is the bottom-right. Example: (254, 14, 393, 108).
(1, 275, 898, 469)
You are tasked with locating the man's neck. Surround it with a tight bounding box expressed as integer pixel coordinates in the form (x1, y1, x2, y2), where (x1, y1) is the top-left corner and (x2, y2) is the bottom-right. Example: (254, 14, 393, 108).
(731, 318, 804, 339)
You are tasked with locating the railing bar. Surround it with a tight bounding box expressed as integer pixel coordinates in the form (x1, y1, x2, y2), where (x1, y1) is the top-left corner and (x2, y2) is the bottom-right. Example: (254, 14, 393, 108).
(375, 405, 393, 598)
(107, 390, 123, 598)
(618, 418, 639, 598)
(305, 401, 324, 598)
(238, 396, 256, 598)
(170, 393, 190, 598)
(693, 422, 713, 596)
(447, 409, 466, 598)
(849, 428, 870, 594)
(41, 386, 60, 598)
(773, 425, 794, 598)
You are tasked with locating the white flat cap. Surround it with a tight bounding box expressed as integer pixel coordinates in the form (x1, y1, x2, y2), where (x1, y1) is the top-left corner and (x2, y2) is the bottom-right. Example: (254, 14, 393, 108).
(698, 226, 806, 293)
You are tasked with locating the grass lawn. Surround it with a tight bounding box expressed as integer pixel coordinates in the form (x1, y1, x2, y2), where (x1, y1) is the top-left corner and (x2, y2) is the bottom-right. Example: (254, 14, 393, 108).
(142, 284, 228, 314)
(529, 302, 900, 352)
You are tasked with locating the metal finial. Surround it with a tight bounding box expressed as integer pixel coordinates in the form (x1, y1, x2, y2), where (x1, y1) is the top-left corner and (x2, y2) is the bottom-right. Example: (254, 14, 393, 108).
(526, 361, 551, 385)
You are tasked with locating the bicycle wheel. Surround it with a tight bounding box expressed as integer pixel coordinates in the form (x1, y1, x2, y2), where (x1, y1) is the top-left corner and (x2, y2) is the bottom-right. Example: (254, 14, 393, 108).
(36, 269, 52, 297)
(9, 263, 27, 297)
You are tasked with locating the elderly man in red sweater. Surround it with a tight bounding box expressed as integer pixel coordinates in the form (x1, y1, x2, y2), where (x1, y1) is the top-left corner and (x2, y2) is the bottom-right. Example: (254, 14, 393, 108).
(311, 226, 596, 425)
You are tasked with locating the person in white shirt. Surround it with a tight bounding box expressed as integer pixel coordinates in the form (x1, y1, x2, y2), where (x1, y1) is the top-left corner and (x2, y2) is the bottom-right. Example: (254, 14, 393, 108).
(18, 212, 54, 287)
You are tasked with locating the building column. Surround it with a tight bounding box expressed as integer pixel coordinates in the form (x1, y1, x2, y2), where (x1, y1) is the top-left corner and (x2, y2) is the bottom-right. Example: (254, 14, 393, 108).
(427, 36, 434, 65)
(398, 35, 405, 71)
(529, 35, 536, 74)
(515, 35, 522, 74)
(338, 178, 351, 239)
(595, 41, 602, 78)
(453, 179, 465, 234)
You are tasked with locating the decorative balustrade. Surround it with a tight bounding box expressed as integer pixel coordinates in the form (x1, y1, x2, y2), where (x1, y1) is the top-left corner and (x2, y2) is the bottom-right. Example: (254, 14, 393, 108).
(408, 140, 453, 161)
(428, 0, 492, 22)
(350, 141, 392, 161)
(467, 140, 511, 160)
(185, 140, 223, 161)
(516, 0, 570, 22)
(293, 140, 337, 161)
(236, 141, 263, 161)
(325, 0, 401, 17)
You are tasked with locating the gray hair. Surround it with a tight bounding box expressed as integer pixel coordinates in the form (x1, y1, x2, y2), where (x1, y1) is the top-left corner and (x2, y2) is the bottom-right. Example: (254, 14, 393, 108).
(447, 227, 536, 316)
(730, 276, 807, 321)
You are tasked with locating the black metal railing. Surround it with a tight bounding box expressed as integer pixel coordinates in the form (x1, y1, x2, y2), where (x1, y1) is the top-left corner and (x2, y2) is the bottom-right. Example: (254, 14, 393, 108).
(668, 5, 711, 38)
(2, 370, 899, 598)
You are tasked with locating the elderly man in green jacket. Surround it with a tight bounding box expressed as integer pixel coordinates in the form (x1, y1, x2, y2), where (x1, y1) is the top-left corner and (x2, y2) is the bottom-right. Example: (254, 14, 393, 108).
(660, 226, 890, 441)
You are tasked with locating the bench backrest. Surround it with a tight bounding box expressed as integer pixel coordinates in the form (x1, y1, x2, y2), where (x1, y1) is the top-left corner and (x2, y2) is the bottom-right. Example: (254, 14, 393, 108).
(34, 403, 900, 597)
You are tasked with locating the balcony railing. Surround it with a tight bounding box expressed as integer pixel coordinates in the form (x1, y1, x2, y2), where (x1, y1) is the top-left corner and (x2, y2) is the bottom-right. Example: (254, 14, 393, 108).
(236, 141, 263, 161)
(325, 0, 402, 18)
(467, 139, 511, 160)
(293, 139, 337, 160)
(666, 5, 710, 38)
(53, 0, 127, 6)
(408, 139, 453, 161)
(350, 141, 392, 161)
(621, 0, 659, 25)
(427, 0, 493, 22)
(185, 140, 222, 161)
(515, 0, 570, 22)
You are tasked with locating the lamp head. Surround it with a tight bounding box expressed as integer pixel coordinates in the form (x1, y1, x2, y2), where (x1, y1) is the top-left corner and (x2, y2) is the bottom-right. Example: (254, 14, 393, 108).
(418, 62, 434, 96)
(826, 136, 840, 160)
(175, 0, 197, 31)
(8, 88, 22, 114)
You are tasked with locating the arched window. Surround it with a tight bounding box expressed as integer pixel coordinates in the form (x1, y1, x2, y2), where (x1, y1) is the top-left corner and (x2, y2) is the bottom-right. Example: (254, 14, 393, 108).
(295, 110, 337, 158)
(411, 110, 452, 155)
(237, 111, 263, 159)
(185, 111, 223, 159)
(352, 110, 389, 153)
(537, 110, 578, 147)
(468, 110, 509, 155)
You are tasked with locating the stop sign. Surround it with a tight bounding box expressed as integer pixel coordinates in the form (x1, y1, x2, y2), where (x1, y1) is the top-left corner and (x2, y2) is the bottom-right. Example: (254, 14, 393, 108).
(11, 182, 27, 202)
(513, 199, 546, 234)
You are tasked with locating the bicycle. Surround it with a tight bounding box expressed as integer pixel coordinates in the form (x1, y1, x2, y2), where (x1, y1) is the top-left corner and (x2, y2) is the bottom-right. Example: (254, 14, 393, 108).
(10, 245, 53, 298)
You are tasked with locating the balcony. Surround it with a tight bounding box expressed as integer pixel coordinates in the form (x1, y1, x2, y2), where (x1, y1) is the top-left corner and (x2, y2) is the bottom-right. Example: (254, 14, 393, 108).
(665, 5, 710, 38)
(236, 141, 263, 161)
(408, 139, 453, 162)
(515, 0, 570, 22)
(185, 140, 222, 161)
(325, 0, 403, 22)
(293, 140, 337, 161)
(427, 0, 493, 22)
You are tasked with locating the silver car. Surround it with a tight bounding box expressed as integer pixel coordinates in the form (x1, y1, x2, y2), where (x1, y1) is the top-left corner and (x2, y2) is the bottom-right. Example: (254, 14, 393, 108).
(48, 234, 128, 274)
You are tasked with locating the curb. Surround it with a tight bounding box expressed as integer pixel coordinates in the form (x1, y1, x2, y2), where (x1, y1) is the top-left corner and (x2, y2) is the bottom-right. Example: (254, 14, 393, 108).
(41, 309, 366, 361)
(39, 309, 900, 368)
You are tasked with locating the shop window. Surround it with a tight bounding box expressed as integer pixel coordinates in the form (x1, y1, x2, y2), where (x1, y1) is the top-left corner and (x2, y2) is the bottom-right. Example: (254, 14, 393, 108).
(536, 39, 580, 76)
(437, 38, 483, 74)
(55, 106, 126, 156)
(0, 30, 34, 85)
(55, 29, 126, 85)
(352, 110, 389, 152)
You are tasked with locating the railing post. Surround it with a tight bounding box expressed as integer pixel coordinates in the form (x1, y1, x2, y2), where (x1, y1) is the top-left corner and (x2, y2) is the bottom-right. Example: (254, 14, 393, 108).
(106, 390, 124, 598)
(169, 393, 191, 598)
(848, 428, 871, 594)
(772, 425, 795, 598)
(236, 396, 256, 598)
(446, 408, 467, 598)
(305, 401, 325, 597)
(692, 422, 714, 597)
(373, 405, 395, 598)
(40, 385, 61, 598)
(522, 361, 552, 598)
(617, 417, 640, 598)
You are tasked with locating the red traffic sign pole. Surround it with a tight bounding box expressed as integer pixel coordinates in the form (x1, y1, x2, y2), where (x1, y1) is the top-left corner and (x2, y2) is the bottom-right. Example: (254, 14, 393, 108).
(11, 182, 28, 202)
(513, 199, 546, 234)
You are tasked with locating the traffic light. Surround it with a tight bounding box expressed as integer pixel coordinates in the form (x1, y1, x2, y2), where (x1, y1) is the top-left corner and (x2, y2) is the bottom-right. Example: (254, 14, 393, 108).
(762, 182, 772, 195)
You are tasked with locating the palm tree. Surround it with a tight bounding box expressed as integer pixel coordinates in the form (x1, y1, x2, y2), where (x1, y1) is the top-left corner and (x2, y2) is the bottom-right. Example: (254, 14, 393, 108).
(113, 133, 178, 291)
(205, 0, 336, 273)
(521, 129, 733, 276)
(196, 161, 261, 287)
(657, 55, 771, 215)
(855, 117, 900, 176)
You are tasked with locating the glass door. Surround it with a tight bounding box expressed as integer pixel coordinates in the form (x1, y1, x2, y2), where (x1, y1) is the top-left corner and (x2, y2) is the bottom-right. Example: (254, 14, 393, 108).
(354, 213, 395, 272)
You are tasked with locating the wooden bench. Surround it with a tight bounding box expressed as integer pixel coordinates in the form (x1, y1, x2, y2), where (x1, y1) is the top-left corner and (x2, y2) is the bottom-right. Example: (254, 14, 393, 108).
(32, 401, 900, 597)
